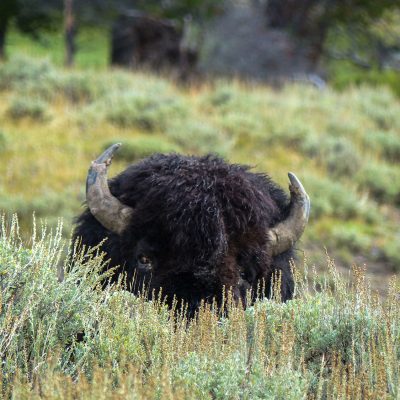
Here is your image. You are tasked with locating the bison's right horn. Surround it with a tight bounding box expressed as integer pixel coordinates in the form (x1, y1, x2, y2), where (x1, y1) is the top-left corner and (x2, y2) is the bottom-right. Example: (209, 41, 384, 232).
(267, 172, 310, 256)
(86, 143, 134, 235)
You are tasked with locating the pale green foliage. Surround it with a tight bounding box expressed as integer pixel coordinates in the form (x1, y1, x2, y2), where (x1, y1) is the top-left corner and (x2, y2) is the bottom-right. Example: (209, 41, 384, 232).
(357, 161, 400, 205)
(166, 119, 232, 155)
(0, 130, 8, 152)
(1, 217, 399, 399)
(103, 137, 182, 162)
(0, 55, 55, 91)
(7, 97, 49, 121)
(362, 130, 400, 162)
(301, 174, 376, 222)
(302, 136, 362, 178)
(104, 92, 189, 131)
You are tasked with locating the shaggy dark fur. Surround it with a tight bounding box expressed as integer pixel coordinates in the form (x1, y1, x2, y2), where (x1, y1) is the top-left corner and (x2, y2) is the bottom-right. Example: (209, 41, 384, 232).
(73, 154, 295, 314)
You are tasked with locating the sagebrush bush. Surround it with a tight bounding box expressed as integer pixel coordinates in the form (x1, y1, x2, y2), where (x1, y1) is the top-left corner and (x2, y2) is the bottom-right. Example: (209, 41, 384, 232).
(7, 97, 50, 121)
(56, 72, 109, 103)
(356, 161, 400, 204)
(362, 130, 400, 162)
(266, 117, 315, 148)
(0, 55, 55, 91)
(356, 86, 400, 130)
(303, 174, 378, 222)
(166, 119, 232, 155)
(0, 130, 8, 152)
(379, 241, 400, 272)
(1, 217, 399, 399)
(325, 116, 364, 138)
(0, 191, 78, 236)
(104, 92, 189, 131)
(200, 82, 266, 115)
(301, 136, 363, 178)
(329, 222, 372, 253)
(216, 111, 266, 139)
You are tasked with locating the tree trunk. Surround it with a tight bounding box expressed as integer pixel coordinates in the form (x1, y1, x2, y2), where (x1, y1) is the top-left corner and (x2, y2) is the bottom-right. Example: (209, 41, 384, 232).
(0, 20, 7, 61)
(64, 0, 76, 67)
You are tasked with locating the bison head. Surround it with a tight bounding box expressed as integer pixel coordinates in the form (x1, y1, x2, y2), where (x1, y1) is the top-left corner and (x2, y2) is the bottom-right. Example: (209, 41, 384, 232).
(73, 143, 310, 314)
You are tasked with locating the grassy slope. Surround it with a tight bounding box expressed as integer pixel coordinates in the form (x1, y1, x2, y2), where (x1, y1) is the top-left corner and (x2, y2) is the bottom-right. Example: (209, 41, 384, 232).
(1, 55, 400, 291)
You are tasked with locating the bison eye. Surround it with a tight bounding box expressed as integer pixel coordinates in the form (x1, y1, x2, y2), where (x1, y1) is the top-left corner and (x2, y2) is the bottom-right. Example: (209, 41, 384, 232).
(137, 254, 152, 268)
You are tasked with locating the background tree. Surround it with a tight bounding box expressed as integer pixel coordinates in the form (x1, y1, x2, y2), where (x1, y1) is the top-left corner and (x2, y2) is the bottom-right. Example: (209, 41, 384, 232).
(265, 0, 399, 67)
(0, 0, 62, 60)
(0, 0, 18, 59)
(64, 0, 75, 66)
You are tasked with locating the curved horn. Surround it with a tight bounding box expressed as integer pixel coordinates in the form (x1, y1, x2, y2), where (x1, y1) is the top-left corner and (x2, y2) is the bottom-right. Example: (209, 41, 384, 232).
(267, 172, 310, 256)
(86, 143, 134, 235)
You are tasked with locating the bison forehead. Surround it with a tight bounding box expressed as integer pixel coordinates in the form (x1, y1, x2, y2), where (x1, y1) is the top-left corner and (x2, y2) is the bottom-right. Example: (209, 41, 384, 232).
(110, 153, 286, 265)
(115, 154, 281, 217)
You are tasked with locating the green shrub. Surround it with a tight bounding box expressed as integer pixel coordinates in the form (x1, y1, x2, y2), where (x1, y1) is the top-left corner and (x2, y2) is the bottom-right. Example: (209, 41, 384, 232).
(103, 136, 182, 162)
(105, 91, 188, 131)
(362, 130, 400, 162)
(0, 217, 110, 382)
(216, 111, 266, 139)
(356, 86, 400, 129)
(0, 55, 55, 91)
(57, 72, 108, 103)
(0, 191, 77, 235)
(4, 61, 108, 103)
(166, 119, 232, 155)
(301, 136, 363, 178)
(256, 293, 379, 365)
(0, 219, 399, 398)
(0, 56, 176, 107)
(0, 130, 8, 152)
(174, 352, 310, 400)
(379, 241, 400, 272)
(54, 71, 135, 103)
(266, 118, 316, 148)
(303, 174, 378, 222)
(7, 97, 49, 121)
(325, 116, 363, 138)
(329, 222, 372, 253)
(0, 192, 72, 219)
(200, 83, 266, 115)
(356, 161, 400, 204)
(331, 62, 400, 99)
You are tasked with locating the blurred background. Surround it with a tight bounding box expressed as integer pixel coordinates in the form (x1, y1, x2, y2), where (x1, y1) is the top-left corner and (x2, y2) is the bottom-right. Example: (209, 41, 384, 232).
(0, 0, 399, 292)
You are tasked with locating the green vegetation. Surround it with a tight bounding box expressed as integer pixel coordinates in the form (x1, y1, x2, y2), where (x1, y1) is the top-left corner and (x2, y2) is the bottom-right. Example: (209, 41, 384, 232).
(7, 96, 50, 121)
(6, 27, 109, 69)
(103, 136, 182, 162)
(0, 55, 399, 277)
(1, 218, 399, 398)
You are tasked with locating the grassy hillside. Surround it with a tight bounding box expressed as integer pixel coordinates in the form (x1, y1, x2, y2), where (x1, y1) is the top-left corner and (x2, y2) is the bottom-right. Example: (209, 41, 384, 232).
(1, 218, 399, 399)
(0, 55, 399, 290)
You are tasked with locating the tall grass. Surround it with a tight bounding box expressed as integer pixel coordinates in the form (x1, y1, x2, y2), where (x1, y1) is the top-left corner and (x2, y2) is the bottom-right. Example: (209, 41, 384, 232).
(1, 215, 399, 399)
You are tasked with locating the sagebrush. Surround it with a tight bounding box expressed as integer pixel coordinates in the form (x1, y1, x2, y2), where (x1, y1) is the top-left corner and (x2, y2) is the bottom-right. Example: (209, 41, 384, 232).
(1, 215, 399, 399)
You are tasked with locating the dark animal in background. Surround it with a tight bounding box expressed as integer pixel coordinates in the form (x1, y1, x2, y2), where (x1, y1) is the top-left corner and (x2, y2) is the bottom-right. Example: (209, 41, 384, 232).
(111, 11, 197, 80)
(73, 144, 310, 315)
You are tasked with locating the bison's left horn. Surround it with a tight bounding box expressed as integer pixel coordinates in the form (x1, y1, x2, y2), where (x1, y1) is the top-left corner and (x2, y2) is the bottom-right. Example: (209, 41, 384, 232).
(267, 172, 310, 256)
(86, 143, 134, 235)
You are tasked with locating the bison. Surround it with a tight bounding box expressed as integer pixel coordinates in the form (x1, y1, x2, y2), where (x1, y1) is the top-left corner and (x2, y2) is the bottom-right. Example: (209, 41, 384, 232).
(73, 143, 310, 314)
